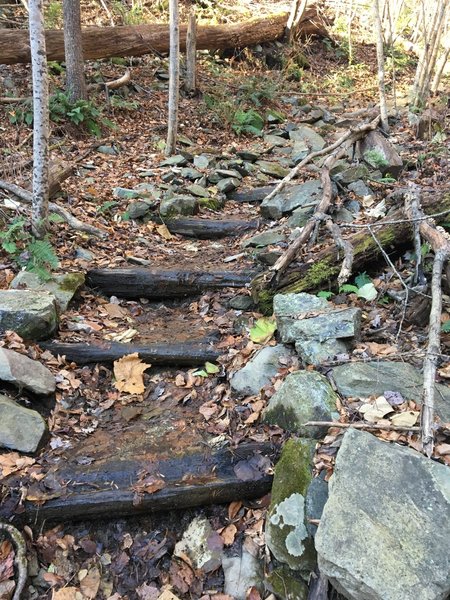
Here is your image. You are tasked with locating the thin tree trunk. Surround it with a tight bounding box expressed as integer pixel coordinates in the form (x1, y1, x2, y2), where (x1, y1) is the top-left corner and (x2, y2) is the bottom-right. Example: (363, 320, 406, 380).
(374, 0, 389, 132)
(165, 0, 179, 156)
(63, 0, 87, 102)
(431, 45, 450, 92)
(185, 10, 196, 94)
(29, 0, 49, 238)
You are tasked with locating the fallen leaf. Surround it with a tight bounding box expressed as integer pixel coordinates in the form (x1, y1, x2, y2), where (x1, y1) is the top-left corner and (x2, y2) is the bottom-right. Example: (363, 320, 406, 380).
(51, 588, 81, 600)
(158, 590, 182, 600)
(220, 524, 237, 546)
(79, 567, 101, 599)
(359, 396, 393, 422)
(156, 224, 173, 240)
(113, 353, 151, 394)
(133, 475, 166, 495)
(390, 411, 420, 427)
(199, 401, 218, 421)
(249, 318, 277, 344)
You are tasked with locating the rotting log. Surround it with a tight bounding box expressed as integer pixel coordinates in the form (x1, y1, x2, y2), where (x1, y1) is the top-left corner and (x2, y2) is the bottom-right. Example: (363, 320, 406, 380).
(23, 159, 73, 198)
(166, 217, 260, 239)
(87, 267, 256, 298)
(0, 7, 327, 64)
(4, 442, 277, 523)
(228, 184, 278, 203)
(252, 190, 450, 313)
(39, 338, 220, 365)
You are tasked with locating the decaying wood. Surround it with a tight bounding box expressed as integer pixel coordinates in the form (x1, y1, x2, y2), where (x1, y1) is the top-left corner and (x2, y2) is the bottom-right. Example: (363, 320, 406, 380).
(0, 179, 107, 238)
(104, 68, 131, 90)
(228, 184, 278, 203)
(166, 217, 260, 239)
(40, 338, 220, 365)
(405, 184, 450, 457)
(251, 190, 450, 313)
(0, 7, 328, 64)
(303, 421, 421, 432)
(0, 523, 27, 600)
(22, 159, 73, 198)
(6, 442, 276, 523)
(87, 267, 255, 298)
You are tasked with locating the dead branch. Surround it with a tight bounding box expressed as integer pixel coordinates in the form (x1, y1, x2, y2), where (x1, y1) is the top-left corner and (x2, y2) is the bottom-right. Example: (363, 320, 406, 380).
(303, 421, 421, 432)
(325, 217, 354, 286)
(0, 179, 107, 239)
(405, 183, 450, 457)
(267, 115, 381, 288)
(0, 96, 28, 103)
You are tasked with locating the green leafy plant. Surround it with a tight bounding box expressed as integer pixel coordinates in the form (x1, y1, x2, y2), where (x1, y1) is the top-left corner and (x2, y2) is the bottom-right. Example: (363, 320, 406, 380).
(363, 149, 389, 169)
(97, 200, 119, 215)
(110, 96, 139, 111)
(442, 321, 450, 333)
(317, 290, 334, 299)
(340, 272, 377, 301)
(45, 0, 62, 28)
(192, 362, 220, 377)
(0, 217, 59, 280)
(231, 109, 264, 136)
(249, 317, 277, 343)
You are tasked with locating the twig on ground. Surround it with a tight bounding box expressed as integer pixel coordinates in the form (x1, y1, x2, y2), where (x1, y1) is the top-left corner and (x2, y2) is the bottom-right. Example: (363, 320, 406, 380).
(303, 421, 421, 432)
(325, 217, 354, 286)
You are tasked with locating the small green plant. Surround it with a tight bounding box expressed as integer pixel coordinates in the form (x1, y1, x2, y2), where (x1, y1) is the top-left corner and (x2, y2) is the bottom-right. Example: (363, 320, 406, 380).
(97, 200, 119, 215)
(317, 290, 334, 299)
(340, 272, 377, 301)
(45, 0, 62, 28)
(110, 95, 139, 111)
(0, 217, 59, 280)
(442, 321, 450, 333)
(363, 149, 389, 169)
(231, 109, 264, 136)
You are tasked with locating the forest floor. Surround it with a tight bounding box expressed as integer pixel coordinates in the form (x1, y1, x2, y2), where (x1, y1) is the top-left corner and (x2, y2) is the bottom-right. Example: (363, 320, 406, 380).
(1, 4, 450, 599)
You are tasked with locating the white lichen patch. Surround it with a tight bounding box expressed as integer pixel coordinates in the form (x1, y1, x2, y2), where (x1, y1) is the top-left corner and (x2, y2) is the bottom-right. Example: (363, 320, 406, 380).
(270, 492, 308, 557)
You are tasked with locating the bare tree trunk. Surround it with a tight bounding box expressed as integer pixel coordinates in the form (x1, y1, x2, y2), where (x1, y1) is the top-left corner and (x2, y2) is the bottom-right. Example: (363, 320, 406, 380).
(285, 0, 307, 43)
(29, 0, 49, 238)
(374, 0, 389, 132)
(63, 0, 87, 102)
(165, 0, 179, 156)
(185, 10, 196, 94)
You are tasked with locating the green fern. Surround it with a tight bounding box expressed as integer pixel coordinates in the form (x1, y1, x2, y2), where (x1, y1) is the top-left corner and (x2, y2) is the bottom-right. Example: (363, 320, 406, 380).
(25, 239, 59, 280)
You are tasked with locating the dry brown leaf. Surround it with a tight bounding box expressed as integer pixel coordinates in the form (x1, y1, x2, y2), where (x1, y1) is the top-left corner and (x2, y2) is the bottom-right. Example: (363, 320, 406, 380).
(158, 589, 182, 600)
(52, 587, 82, 600)
(113, 353, 151, 394)
(156, 224, 173, 240)
(390, 411, 420, 427)
(79, 567, 101, 599)
(220, 524, 237, 546)
(228, 501, 242, 520)
(199, 401, 218, 421)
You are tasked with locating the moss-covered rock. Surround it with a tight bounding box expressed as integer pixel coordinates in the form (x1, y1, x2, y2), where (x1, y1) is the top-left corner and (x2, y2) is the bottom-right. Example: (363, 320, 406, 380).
(10, 271, 85, 313)
(265, 565, 309, 600)
(0, 290, 58, 339)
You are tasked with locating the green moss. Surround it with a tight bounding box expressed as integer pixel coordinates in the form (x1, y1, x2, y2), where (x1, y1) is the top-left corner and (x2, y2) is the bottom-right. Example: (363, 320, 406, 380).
(271, 438, 315, 505)
(58, 272, 85, 293)
(198, 197, 224, 211)
(266, 566, 309, 600)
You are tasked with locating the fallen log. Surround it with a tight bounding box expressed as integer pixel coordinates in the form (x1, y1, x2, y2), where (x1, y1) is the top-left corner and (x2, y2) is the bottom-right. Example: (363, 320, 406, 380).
(5, 442, 277, 523)
(39, 338, 220, 365)
(0, 8, 327, 64)
(166, 217, 260, 239)
(23, 159, 73, 198)
(252, 190, 450, 313)
(228, 184, 278, 203)
(87, 267, 256, 298)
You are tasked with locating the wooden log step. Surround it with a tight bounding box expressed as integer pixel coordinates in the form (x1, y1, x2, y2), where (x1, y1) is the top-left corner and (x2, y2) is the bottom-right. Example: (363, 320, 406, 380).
(228, 185, 277, 203)
(39, 339, 220, 365)
(166, 217, 260, 239)
(86, 267, 256, 298)
(12, 442, 277, 522)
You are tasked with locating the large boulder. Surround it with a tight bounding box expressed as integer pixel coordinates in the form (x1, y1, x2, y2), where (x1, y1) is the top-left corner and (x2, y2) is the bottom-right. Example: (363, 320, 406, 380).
(263, 370, 339, 438)
(10, 271, 85, 313)
(0, 347, 55, 395)
(260, 180, 323, 220)
(316, 429, 450, 600)
(0, 290, 58, 340)
(358, 130, 403, 178)
(332, 360, 450, 422)
(230, 344, 295, 397)
(0, 394, 48, 453)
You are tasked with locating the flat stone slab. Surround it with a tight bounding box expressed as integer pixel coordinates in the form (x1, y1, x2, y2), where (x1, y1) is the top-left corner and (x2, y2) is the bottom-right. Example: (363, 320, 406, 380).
(260, 180, 323, 220)
(230, 344, 295, 397)
(278, 307, 361, 344)
(263, 370, 339, 438)
(10, 271, 85, 313)
(289, 126, 326, 152)
(316, 429, 450, 600)
(0, 347, 55, 395)
(0, 394, 47, 453)
(0, 290, 58, 340)
(332, 360, 450, 422)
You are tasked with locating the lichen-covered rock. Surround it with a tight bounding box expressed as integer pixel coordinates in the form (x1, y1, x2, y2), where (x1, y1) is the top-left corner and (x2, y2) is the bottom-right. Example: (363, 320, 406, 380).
(332, 360, 450, 422)
(0, 347, 55, 395)
(278, 307, 361, 344)
(10, 271, 85, 313)
(242, 229, 286, 248)
(159, 195, 198, 218)
(0, 394, 47, 453)
(223, 550, 263, 599)
(358, 130, 403, 178)
(295, 338, 350, 366)
(316, 429, 450, 600)
(263, 370, 339, 438)
(174, 516, 223, 573)
(273, 293, 329, 318)
(260, 180, 323, 220)
(0, 290, 58, 340)
(230, 344, 295, 397)
(265, 566, 309, 600)
(256, 161, 290, 179)
(289, 126, 326, 152)
(265, 438, 316, 575)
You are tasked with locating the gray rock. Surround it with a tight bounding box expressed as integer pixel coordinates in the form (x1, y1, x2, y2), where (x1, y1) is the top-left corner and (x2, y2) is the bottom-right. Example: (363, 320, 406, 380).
(229, 295, 254, 311)
(242, 229, 286, 248)
(216, 177, 240, 193)
(291, 140, 309, 164)
(255, 250, 282, 266)
(223, 550, 263, 599)
(181, 167, 202, 180)
(264, 134, 289, 147)
(260, 180, 323, 220)
(96, 145, 119, 155)
(193, 154, 210, 169)
(295, 338, 350, 366)
(0, 394, 47, 453)
(74, 248, 94, 261)
(256, 161, 289, 179)
(287, 204, 317, 227)
(10, 271, 85, 313)
(316, 429, 450, 600)
(173, 516, 223, 573)
(186, 184, 209, 198)
(358, 130, 403, 178)
(334, 164, 370, 184)
(348, 180, 373, 197)
(334, 207, 354, 223)
(298, 108, 324, 124)
(332, 360, 450, 422)
(0, 347, 55, 395)
(263, 370, 339, 438)
(127, 200, 152, 219)
(159, 195, 198, 218)
(0, 290, 58, 340)
(278, 307, 361, 344)
(265, 438, 316, 574)
(273, 293, 329, 317)
(289, 126, 326, 152)
(159, 154, 188, 167)
(305, 472, 328, 537)
(113, 187, 140, 199)
(231, 344, 295, 397)
(215, 169, 242, 180)
(134, 183, 161, 199)
(236, 149, 261, 162)
(137, 170, 155, 177)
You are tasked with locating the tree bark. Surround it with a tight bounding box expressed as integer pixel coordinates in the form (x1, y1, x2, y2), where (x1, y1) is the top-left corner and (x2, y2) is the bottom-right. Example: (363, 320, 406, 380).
(62, 0, 87, 102)
(184, 10, 196, 94)
(29, 0, 49, 238)
(165, 0, 179, 155)
(87, 267, 256, 298)
(0, 8, 327, 64)
(373, 0, 389, 132)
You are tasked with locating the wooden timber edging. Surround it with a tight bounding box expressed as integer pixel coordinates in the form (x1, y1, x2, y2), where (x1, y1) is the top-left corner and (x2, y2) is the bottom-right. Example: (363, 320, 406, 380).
(0, 8, 327, 64)
(12, 442, 278, 523)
